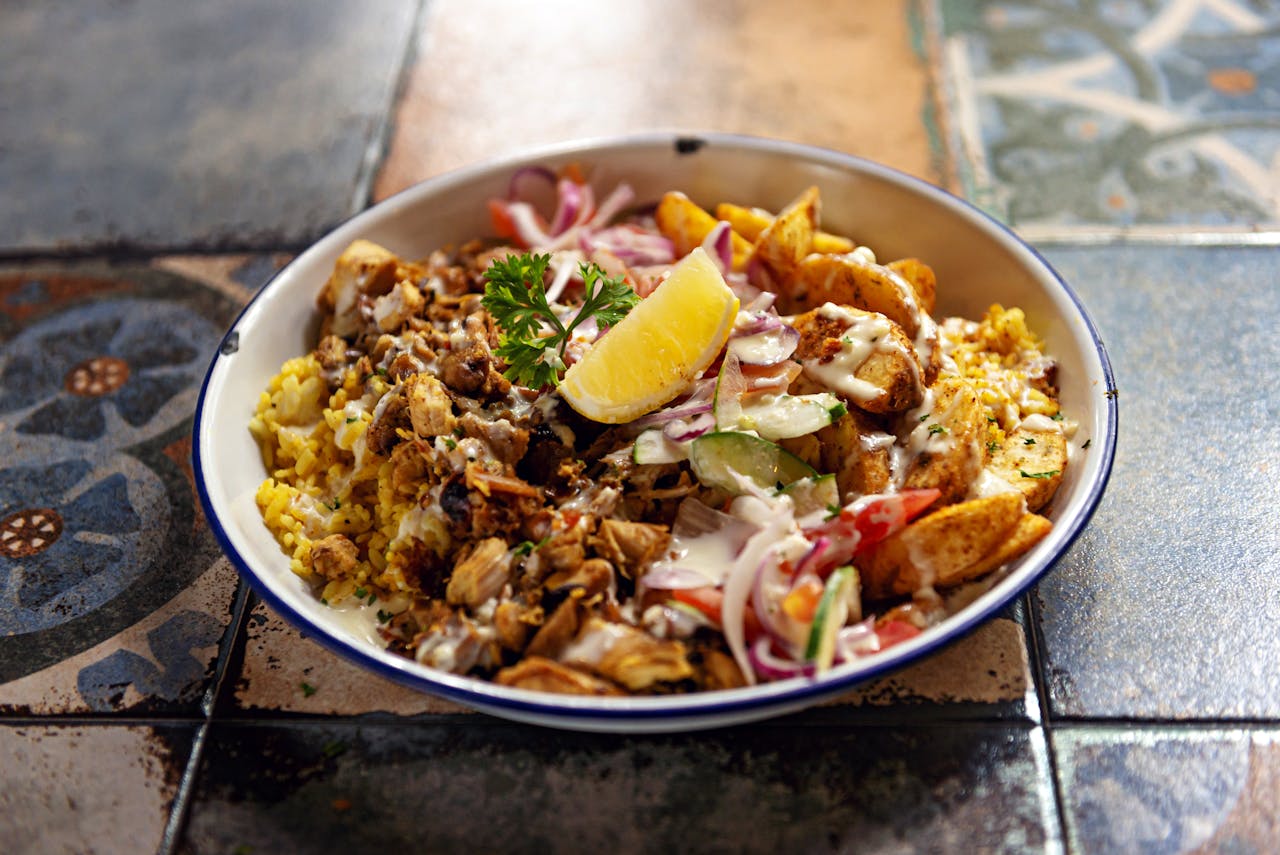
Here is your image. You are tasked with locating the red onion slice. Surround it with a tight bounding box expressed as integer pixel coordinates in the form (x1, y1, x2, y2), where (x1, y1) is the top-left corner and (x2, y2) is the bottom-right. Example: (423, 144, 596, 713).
(663, 411, 715, 442)
(638, 566, 716, 590)
(749, 636, 814, 682)
(505, 201, 554, 248)
(701, 220, 733, 273)
(588, 183, 637, 228)
(507, 166, 558, 204)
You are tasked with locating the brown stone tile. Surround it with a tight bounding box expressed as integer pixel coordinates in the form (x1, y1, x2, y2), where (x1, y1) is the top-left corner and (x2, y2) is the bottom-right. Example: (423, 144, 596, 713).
(830, 615, 1031, 708)
(231, 601, 465, 715)
(0, 724, 193, 855)
(375, 0, 939, 200)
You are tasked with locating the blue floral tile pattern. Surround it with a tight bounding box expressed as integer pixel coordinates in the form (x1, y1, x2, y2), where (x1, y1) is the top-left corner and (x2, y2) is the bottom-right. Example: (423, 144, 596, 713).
(0, 297, 216, 448)
(937, 0, 1280, 230)
(0, 265, 242, 689)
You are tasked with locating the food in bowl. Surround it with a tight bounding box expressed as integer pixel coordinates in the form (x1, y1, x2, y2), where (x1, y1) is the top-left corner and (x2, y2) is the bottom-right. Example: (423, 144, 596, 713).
(249, 166, 1072, 696)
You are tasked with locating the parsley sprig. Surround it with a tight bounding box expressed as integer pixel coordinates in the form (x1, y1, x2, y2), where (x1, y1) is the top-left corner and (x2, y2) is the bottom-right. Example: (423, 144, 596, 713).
(481, 252, 640, 389)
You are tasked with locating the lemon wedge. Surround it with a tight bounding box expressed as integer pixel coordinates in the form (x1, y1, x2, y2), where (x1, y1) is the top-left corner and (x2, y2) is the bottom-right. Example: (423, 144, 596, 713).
(560, 247, 740, 423)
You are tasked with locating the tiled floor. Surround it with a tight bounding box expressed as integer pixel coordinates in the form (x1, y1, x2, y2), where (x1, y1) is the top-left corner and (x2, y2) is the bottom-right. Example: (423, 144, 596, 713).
(2, 1, 1277, 852)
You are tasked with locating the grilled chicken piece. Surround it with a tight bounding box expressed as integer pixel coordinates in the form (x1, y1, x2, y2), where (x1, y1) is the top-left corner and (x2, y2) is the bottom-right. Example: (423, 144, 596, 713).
(309, 534, 359, 581)
(562, 618, 694, 691)
(588, 520, 670, 579)
(494, 656, 623, 696)
(405, 373, 456, 438)
(445, 537, 512, 608)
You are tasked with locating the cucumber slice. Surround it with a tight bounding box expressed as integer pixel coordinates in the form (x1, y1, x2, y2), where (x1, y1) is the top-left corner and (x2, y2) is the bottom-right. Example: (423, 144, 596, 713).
(633, 428, 689, 465)
(737, 392, 847, 440)
(779, 474, 840, 516)
(688, 431, 817, 493)
(804, 565, 857, 672)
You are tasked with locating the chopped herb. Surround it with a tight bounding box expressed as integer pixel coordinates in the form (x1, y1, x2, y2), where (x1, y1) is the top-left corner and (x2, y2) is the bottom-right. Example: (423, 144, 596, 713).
(987, 440, 1000, 455)
(1082, 438, 1092, 449)
(345, 416, 358, 423)
(987, 416, 998, 424)
(482, 251, 640, 389)
(1051, 412, 1064, 421)
(354, 587, 368, 599)
(366, 591, 377, 606)
(444, 438, 457, 450)
(323, 498, 341, 511)
(322, 740, 347, 759)
(1104, 387, 1119, 399)
(376, 609, 394, 623)
(320, 597, 329, 606)
(452, 426, 465, 438)
(1024, 437, 1036, 445)
(1019, 469, 1061, 480)
(513, 536, 551, 557)
(919, 413, 930, 422)
(928, 424, 948, 436)
(300, 682, 317, 697)
(824, 503, 842, 521)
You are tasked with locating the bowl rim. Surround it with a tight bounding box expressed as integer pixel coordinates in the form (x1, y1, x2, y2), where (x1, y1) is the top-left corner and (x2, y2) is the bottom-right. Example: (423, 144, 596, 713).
(193, 131, 1118, 727)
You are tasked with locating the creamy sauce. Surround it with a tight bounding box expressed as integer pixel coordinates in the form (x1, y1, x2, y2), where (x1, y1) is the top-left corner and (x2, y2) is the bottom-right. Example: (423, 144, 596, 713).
(801, 304, 898, 405)
(560, 620, 631, 667)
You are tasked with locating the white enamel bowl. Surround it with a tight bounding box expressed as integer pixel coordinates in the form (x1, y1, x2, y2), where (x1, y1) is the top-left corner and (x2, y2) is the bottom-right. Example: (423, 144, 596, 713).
(194, 133, 1117, 732)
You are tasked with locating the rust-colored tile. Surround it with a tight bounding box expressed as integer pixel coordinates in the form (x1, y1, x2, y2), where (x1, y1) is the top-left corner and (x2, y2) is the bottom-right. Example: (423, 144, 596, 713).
(375, 0, 938, 200)
(232, 601, 465, 715)
(831, 615, 1031, 709)
(0, 724, 193, 854)
(1196, 733, 1280, 853)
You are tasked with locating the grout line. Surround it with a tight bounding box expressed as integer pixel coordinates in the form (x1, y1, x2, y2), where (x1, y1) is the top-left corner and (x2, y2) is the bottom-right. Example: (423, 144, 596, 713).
(349, 0, 429, 214)
(156, 719, 210, 855)
(200, 579, 253, 720)
(1023, 590, 1073, 854)
(1020, 227, 1280, 247)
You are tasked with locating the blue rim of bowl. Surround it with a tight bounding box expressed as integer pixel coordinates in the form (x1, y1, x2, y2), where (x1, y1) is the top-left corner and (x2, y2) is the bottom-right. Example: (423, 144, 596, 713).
(193, 131, 1118, 726)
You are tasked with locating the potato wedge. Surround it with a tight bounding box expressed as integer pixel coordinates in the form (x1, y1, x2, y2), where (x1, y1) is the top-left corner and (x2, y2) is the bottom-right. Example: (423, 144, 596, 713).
(792, 304, 924, 415)
(885, 258, 937, 315)
(654, 191, 753, 270)
(715, 202, 855, 253)
(987, 423, 1068, 512)
(812, 407, 893, 499)
(753, 185, 819, 287)
(954, 512, 1052, 581)
(901, 377, 987, 505)
(858, 492, 1025, 599)
(786, 254, 924, 339)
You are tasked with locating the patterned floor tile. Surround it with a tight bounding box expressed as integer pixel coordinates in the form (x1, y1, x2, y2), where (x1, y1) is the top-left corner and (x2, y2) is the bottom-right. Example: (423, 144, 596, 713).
(934, 0, 1280, 232)
(183, 721, 1058, 853)
(374, 0, 944, 200)
(0, 0, 417, 253)
(1054, 726, 1280, 854)
(0, 260, 249, 712)
(0, 723, 195, 855)
(1031, 245, 1280, 719)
